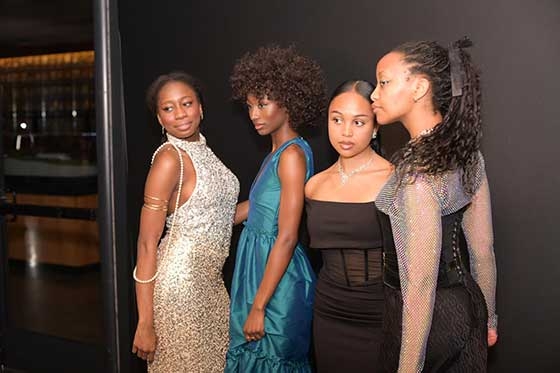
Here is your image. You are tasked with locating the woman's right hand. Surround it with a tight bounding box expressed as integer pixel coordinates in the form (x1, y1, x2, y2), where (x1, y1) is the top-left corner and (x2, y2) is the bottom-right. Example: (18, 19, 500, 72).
(132, 322, 157, 362)
(234, 200, 250, 225)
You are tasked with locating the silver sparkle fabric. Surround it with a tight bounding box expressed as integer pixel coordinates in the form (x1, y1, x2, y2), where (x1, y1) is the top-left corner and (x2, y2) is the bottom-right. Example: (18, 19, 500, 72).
(376, 152, 497, 373)
(149, 134, 239, 372)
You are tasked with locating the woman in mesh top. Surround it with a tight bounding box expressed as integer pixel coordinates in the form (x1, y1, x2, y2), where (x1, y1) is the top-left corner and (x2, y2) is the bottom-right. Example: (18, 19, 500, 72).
(371, 38, 498, 372)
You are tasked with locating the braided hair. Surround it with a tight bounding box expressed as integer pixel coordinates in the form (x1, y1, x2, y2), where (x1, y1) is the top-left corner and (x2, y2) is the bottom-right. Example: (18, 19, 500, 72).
(391, 38, 482, 194)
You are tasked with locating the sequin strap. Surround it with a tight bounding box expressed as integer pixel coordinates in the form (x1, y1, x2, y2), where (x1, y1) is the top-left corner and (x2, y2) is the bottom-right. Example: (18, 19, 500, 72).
(133, 142, 184, 284)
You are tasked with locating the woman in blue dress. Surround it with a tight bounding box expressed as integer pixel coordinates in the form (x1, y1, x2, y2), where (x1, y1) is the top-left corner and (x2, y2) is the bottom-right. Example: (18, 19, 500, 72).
(226, 45, 327, 372)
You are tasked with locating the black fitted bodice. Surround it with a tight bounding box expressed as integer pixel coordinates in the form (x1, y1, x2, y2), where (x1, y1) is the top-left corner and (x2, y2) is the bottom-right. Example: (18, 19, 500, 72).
(305, 199, 383, 287)
(377, 206, 471, 289)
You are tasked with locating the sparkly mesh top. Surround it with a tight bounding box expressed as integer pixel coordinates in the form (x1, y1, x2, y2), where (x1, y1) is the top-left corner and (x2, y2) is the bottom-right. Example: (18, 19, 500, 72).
(375, 152, 497, 373)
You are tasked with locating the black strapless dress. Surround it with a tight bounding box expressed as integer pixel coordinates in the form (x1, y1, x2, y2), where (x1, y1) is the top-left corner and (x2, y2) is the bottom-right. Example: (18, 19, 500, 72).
(306, 199, 384, 373)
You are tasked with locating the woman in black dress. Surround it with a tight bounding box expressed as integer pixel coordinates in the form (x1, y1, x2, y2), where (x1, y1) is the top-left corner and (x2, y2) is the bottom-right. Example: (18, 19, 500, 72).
(305, 80, 393, 372)
(371, 38, 498, 372)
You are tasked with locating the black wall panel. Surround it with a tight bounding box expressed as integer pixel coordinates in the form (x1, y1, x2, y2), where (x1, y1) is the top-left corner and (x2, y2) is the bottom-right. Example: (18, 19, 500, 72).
(117, 1, 560, 371)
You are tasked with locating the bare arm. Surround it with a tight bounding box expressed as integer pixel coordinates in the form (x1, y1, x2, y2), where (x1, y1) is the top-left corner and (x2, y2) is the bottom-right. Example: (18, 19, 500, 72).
(243, 145, 307, 341)
(234, 200, 249, 225)
(132, 147, 182, 361)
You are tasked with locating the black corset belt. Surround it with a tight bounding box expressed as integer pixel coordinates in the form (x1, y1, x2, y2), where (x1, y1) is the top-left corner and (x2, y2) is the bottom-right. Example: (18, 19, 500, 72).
(378, 207, 471, 290)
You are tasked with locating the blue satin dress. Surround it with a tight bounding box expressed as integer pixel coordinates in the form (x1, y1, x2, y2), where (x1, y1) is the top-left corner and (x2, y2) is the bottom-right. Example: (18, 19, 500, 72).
(226, 137, 316, 372)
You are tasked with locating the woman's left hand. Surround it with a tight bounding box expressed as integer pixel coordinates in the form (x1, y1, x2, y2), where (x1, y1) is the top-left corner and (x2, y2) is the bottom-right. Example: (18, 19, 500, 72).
(243, 307, 265, 342)
(488, 328, 498, 347)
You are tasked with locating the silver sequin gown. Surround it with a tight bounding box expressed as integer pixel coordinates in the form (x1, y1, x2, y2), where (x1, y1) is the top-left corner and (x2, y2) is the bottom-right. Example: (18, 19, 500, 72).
(375, 152, 497, 373)
(149, 134, 239, 372)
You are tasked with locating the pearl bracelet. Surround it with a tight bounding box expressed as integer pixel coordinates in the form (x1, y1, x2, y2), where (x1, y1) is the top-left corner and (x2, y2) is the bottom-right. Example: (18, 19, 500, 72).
(133, 266, 158, 283)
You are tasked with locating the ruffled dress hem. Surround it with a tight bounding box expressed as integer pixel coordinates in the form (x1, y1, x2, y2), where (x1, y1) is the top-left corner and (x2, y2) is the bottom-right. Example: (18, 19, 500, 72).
(226, 345, 312, 373)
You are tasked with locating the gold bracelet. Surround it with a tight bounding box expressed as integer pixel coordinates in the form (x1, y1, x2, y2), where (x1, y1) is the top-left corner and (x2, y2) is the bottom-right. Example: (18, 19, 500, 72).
(134, 142, 183, 286)
(144, 194, 169, 203)
(142, 203, 168, 211)
(132, 266, 158, 283)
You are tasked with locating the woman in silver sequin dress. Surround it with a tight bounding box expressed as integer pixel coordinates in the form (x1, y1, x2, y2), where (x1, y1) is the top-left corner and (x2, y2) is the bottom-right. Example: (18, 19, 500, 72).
(371, 39, 498, 372)
(131, 72, 240, 372)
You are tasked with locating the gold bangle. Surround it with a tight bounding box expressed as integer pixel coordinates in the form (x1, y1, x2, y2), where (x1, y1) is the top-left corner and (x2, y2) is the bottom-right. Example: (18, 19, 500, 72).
(142, 203, 168, 211)
(144, 194, 169, 203)
(133, 266, 158, 283)
(136, 142, 183, 288)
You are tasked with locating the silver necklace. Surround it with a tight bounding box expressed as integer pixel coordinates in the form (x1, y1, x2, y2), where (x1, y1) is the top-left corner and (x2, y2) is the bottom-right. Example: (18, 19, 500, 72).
(410, 127, 435, 142)
(337, 155, 374, 185)
(418, 127, 435, 137)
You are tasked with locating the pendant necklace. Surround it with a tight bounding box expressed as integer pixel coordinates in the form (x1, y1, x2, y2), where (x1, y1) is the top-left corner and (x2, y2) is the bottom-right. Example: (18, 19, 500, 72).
(337, 155, 374, 185)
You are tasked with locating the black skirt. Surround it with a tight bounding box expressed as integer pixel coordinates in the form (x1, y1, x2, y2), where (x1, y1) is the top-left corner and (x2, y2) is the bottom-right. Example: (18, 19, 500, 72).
(313, 273, 384, 373)
(380, 273, 488, 373)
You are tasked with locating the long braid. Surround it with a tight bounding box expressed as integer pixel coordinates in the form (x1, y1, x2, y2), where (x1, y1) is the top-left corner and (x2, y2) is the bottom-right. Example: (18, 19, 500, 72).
(390, 39, 482, 194)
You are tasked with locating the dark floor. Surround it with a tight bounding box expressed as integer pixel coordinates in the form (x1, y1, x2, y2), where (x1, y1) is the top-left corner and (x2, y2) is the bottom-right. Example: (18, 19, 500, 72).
(6, 260, 104, 344)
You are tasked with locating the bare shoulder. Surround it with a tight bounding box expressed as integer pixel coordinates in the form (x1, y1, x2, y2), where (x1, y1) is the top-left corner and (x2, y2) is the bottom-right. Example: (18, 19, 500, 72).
(277, 143, 307, 191)
(144, 145, 182, 192)
(374, 154, 394, 181)
(305, 164, 336, 198)
(149, 144, 195, 186)
(278, 143, 307, 179)
(279, 143, 306, 164)
(151, 144, 181, 169)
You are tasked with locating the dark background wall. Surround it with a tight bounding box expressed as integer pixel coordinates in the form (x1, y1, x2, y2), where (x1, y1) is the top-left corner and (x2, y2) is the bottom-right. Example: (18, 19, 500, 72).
(117, 0, 560, 371)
